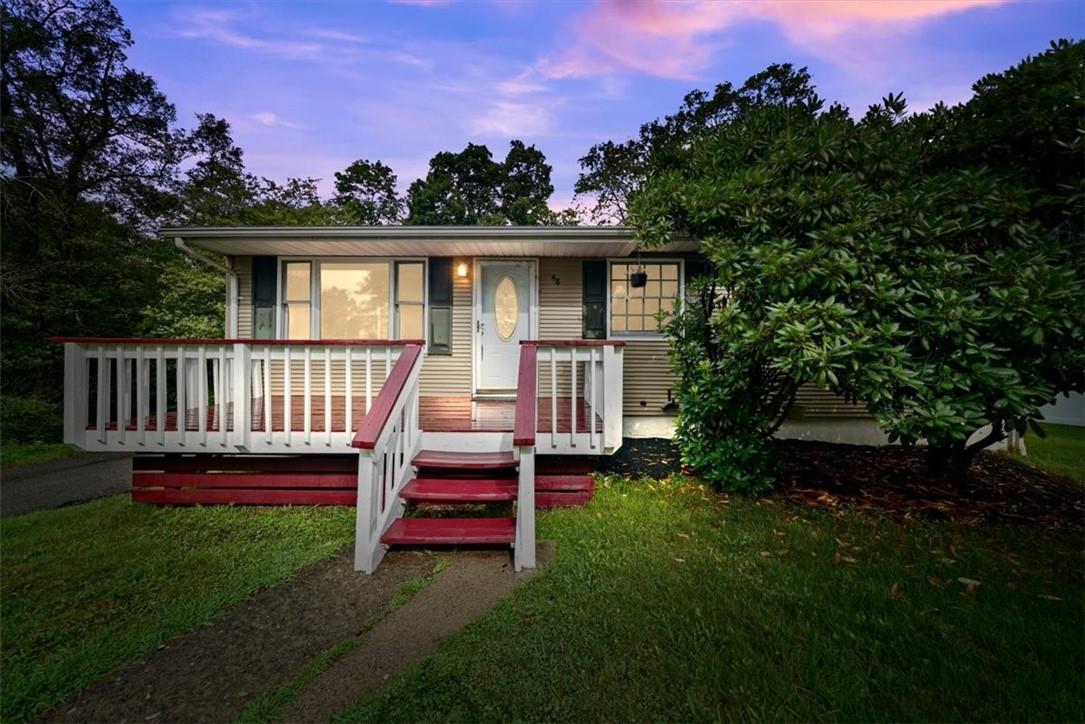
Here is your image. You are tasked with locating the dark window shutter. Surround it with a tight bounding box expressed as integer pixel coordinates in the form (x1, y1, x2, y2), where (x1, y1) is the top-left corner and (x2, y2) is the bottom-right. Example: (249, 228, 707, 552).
(252, 256, 277, 339)
(684, 257, 712, 284)
(428, 258, 453, 355)
(582, 260, 607, 339)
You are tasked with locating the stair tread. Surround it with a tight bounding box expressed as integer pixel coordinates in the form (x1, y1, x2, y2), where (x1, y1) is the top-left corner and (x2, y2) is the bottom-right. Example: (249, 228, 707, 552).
(412, 450, 517, 470)
(401, 478, 517, 502)
(381, 517, 515, 545)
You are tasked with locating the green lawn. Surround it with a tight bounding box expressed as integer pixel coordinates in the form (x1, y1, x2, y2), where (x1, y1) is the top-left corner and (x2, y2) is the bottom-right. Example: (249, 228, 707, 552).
(0, 442, 82, 467)
(0, 497, 354, 722)
(339, 476, 1084, 723)
(1019, 422, 1085, 484)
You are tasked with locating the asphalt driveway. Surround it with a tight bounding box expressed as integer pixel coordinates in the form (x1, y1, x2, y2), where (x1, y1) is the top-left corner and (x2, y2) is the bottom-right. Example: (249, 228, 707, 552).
(1, 453, 132, 517)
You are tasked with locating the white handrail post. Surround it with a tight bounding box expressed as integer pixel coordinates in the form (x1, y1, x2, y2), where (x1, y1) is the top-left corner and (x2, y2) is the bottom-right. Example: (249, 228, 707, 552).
(515, 446, 536, 571)
(231, 343, 251, 449)
(603, 345, 624, 451)
(62, 343, 88, 448)
(355, 450, 383, 573)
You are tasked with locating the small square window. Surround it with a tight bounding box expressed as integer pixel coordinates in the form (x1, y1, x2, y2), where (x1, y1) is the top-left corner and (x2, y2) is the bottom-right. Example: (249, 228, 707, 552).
(609, 261, 681, 336)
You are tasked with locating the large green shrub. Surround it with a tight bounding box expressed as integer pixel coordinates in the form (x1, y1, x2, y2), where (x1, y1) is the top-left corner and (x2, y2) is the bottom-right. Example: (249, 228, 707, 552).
(1, 396, 63, 445)
(633, 44, 1084, 482)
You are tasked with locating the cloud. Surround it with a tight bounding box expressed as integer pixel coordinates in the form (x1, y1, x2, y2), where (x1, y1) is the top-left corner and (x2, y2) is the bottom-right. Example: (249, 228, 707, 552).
(169, 8, 328, 60)
(469, 100, 557, 137)
(541, 0, 1004, 80)
(250, 112, 302, 129)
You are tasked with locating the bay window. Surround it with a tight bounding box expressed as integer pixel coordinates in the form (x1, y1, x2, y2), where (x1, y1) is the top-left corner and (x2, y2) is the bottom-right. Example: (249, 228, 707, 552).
(281, 259, 425, 341)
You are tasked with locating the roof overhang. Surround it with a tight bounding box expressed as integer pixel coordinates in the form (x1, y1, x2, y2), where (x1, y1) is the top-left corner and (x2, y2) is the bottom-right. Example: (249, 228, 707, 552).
(159, 225, 699, 257)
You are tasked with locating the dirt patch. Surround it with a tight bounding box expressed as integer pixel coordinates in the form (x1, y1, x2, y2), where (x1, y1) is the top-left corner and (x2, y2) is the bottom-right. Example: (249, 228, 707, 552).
(44, 548, 435, 724)
(283, 542, 554, 723)
(597, 437, 682, 479)
(777, 440, 1085, 529)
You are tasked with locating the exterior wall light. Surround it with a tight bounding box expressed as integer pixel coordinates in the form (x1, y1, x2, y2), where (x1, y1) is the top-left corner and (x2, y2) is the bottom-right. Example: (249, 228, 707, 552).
(456, 262, 469, 279)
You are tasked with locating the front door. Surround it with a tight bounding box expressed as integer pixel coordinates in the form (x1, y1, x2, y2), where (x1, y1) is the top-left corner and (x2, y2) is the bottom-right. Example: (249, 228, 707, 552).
(476, 260, 533, 393)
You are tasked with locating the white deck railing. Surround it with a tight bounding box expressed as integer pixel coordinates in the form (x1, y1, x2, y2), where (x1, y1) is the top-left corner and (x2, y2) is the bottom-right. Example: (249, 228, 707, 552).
(527, 340, 624, 455)
(55, 337, 422, 454)
(352, 344, 424, 573)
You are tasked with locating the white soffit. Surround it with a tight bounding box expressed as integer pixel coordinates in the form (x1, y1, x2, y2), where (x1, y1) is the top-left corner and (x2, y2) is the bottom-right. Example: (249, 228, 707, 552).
(161, 226, 698, 257)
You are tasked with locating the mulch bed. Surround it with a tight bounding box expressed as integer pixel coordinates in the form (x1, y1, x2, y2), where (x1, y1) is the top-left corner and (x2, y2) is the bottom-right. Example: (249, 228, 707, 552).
(776, 440, 1084, 530)
(600, 437, 1084, 530)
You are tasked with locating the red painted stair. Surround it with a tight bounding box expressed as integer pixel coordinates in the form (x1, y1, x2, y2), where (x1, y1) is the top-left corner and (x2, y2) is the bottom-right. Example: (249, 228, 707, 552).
(381, 517, 515, 545)
(411, 449, 518, 471)
(400, 477, 517, 503)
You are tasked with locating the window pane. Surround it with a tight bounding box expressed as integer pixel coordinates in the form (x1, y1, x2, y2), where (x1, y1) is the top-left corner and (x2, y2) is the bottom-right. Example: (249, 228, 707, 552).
(661, 280, 678, 298)
(644, 315, 659, 331)
(286, 303, 310, 340)
(285, 263, 311, 301)
(397, 263, 424, 304)
(645, 280, 660, 297)
(644, 298, 660, 315)
(399, 305, 423, 339)
(661, 264, 678, 280)
(612, 316, 626, 332)
(612, 279, 627, 298)
(320, 262, 390, 339)
(628, 316, 644, 331)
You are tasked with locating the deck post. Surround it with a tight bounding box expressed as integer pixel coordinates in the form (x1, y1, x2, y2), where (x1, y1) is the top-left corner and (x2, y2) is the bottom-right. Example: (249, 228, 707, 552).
(514, 446, 536, 571)
(355, 450, 383, 573)
(602, 345, 624, 452)
(62, 343, 88, 448)
(231, 343, 251, 450)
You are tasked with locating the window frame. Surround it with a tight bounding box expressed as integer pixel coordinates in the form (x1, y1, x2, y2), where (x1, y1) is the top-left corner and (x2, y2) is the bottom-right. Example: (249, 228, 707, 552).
(605, 258, 684, 340)
(276, 257, 428, 342)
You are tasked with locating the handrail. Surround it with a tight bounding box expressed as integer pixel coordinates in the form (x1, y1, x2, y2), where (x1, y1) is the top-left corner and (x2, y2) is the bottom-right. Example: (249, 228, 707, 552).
(52, 337, 425, 346)
(513, 345, 538, 447)
(520, 339, 626, 347)
(351, 345, 423, 449)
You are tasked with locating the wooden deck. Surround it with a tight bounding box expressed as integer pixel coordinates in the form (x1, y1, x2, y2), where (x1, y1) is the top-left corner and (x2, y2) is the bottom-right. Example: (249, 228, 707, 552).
(101, 396, 602, 434)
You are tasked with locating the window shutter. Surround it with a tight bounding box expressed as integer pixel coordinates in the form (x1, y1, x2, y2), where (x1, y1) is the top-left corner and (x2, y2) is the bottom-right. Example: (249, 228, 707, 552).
(252, 256, 277, 339)
(428, 258, 453, 355)
(582, 260, 607, 339)
(685, 257, 711, 284)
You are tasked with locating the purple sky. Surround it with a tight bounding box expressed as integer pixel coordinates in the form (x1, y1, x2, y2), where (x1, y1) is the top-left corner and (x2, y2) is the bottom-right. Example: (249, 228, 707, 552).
(116, 0, 1081, 211)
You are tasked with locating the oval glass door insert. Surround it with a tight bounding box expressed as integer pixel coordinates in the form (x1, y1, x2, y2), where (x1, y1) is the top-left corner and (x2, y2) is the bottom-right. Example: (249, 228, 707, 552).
(494, 276, 519, 341)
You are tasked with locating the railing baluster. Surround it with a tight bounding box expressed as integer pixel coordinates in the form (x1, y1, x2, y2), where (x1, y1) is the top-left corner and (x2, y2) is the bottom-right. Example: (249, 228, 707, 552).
(324, 346, 332, 445)
(304, 346, 312, 445)
(589, 347, 599, 450)
(283, 345, 292, 444)
(96, 346, 107, 444)
(116, 345, 127, 446)
(365, 347, 373, 414)
(570, 346, 577, 446)
(155, 346, 165, 437)
(264, 346, 272, 444)
(550, 346, 557, 445)
(136, 346, 146, 445)
(218, 346, 228, 445)
(198, 345, 208, 446)
(176, 346, 186, 445)
(344, 346, 353, 435)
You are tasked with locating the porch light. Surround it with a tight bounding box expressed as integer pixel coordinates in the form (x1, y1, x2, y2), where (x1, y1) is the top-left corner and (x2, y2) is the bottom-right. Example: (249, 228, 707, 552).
(456, 262, 469, 279)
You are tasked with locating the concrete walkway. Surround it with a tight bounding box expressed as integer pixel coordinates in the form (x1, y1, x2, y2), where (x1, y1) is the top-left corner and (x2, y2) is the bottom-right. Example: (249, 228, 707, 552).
(284, 541, 554, 722)
(1, 453, 132, 517)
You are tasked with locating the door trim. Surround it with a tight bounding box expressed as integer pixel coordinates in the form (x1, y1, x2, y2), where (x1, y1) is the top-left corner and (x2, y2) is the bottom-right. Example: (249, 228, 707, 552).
(472, 258, 538, 397)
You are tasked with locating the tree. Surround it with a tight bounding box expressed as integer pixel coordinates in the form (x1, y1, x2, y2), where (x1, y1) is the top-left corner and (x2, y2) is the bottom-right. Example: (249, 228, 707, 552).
(633, 49, 1084, 487)
(180, 113, 257, 225)
(1, 0, 184, 401)
(405, 140, 557, 225)
(575, 64, 817, 223)
(500, 140, 553, 225)
(333, 158, 402, 224)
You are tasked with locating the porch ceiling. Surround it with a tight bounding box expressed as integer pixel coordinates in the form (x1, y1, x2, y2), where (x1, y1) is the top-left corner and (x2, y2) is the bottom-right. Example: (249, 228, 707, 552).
(161, 225, 699, 257)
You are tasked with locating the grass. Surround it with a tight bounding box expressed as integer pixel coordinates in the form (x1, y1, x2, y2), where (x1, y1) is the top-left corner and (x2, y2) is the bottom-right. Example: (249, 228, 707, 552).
(0, 497, 355, 722)
(338, 475, 1084, 723)
(1018, 422, 1085, 484)
(0, 442, 81, 467)
(236, 557, 448, 724)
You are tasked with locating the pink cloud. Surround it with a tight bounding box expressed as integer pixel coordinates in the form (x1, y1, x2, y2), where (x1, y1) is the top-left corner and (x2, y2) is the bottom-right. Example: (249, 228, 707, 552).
(542, 0, 1004, 80)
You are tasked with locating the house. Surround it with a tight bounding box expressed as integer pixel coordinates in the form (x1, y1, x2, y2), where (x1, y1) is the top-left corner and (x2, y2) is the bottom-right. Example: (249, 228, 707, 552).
(54, 225, 875, 572)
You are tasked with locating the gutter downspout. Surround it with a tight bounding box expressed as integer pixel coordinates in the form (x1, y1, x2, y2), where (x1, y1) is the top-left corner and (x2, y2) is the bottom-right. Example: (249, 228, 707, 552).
(175, 237, 239, 338)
